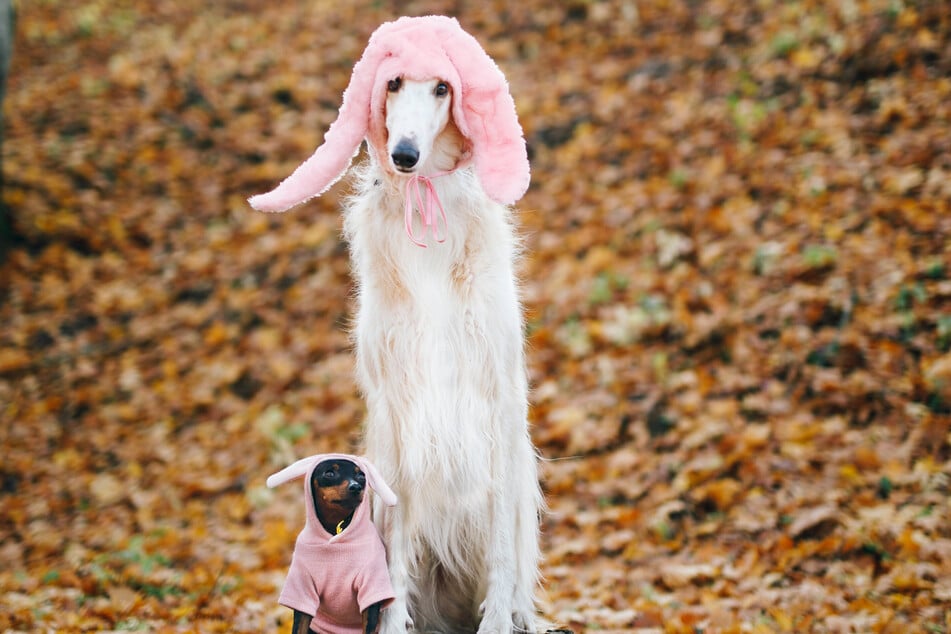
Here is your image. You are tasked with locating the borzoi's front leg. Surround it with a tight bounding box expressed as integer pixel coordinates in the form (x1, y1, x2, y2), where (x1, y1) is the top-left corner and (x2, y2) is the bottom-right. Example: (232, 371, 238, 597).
(379, 504, 414, 634)
(511, 436, 542, 633)
(478, 473, 518, 634)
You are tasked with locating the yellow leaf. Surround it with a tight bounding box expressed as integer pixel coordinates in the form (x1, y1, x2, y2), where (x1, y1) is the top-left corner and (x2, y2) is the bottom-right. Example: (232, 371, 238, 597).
(791, 47, 820, 70)
(204, 321, 229, 346)
(0, 348, 31, 373)
(53, 448, 83, 469)
(839, 463, 862, 484)
(768, 608, 794, 631)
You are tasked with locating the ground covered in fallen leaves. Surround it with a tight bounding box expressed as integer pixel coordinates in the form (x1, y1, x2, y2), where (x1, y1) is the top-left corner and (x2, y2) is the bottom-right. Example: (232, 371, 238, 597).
(2, 1, 950, 632)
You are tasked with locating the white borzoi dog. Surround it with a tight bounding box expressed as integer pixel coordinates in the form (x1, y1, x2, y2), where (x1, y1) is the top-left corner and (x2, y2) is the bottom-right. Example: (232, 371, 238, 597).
(249, 16, 542, 634)
(347, 76, 541, 634)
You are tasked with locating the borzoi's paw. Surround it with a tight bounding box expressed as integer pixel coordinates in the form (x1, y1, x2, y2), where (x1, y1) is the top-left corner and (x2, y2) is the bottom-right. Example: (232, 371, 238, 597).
(380, 599, 413, 634)
(511, 588, 537, 633)
(512, 608, 538, 633)
(477, 615, 514, 634)
(478, 601, 514, 634)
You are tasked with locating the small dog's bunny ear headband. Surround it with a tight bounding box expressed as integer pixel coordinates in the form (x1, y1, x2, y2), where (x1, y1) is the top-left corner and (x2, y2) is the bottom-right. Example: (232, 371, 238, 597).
(266, 453, 397, 507)
(247, 15, 530, 213)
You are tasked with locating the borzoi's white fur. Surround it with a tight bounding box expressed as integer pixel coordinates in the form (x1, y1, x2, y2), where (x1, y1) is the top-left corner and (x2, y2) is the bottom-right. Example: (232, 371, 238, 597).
(344, 78, 542, 634)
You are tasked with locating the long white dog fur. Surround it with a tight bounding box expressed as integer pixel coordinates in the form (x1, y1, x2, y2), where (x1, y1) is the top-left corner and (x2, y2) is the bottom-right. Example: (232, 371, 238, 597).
(347, 78, 542, 634)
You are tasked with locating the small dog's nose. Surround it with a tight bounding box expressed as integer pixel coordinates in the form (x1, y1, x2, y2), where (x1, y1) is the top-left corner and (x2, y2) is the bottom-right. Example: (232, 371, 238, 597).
(391, 140, 419, 170)
(348, 480, 364, 493)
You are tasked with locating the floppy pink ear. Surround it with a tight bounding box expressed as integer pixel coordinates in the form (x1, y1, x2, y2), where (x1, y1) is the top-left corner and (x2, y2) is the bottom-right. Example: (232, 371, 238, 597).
(266, 455, 321, 488)
(248, 41, 380, 213)
(443, 24, 530, 205)
(356, 457, 397, 507)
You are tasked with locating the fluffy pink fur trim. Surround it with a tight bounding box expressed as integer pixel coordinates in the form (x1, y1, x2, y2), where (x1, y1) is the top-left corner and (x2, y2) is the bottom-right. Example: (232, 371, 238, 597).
(248, 15, 530, 212)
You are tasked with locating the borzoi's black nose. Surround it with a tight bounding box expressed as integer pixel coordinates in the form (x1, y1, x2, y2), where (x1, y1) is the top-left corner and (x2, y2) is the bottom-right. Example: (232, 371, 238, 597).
(391, 139, 419, 170)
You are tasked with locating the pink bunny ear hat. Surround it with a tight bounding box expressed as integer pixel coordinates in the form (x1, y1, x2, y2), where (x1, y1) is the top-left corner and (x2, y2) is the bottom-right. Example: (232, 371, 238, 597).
(248, 15, 530, 213)
(266, 452, 397, 507)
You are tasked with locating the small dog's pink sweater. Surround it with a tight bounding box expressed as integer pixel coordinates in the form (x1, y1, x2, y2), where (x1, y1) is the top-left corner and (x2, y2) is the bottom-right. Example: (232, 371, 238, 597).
(279, 460, 394, 634)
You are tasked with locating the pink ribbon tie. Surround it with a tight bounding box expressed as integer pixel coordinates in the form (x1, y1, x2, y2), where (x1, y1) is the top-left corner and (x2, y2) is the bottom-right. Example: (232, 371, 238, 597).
(404, 172, 451, 248)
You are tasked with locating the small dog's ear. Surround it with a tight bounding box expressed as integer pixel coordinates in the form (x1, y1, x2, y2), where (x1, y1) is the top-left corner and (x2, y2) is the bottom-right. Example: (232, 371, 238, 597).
(355, 458, 397, 506)
(266, 456, 319, 488)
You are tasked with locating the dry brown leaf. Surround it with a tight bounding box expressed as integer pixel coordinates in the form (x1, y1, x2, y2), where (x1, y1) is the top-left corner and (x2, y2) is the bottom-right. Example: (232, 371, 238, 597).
(89, 473, 126, 507)
(787, 505, 841, 540)
(659, 563, 718, 589)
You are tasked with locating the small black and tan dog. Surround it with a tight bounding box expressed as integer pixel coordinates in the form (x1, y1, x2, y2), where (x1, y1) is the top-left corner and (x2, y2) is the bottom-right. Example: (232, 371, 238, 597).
(289, 458, 385, 634)
(310, 459, 366, 539)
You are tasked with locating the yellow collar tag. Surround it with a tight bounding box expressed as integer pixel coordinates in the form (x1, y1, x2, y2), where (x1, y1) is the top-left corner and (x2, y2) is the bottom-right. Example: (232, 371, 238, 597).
(336, 520, 346, 535)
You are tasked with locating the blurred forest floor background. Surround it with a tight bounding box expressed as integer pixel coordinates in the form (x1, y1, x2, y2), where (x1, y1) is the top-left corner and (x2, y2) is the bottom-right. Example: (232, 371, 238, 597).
(1, 0, 950, 632)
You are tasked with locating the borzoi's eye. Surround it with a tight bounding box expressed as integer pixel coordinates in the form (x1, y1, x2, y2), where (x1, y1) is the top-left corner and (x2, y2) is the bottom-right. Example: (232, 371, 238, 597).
(434, 82, 449, 97)
(387, 77, 402, 93)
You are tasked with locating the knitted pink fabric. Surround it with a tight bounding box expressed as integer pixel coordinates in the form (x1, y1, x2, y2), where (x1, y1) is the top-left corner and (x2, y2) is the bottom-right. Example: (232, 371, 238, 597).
(248, 15, 530, 213)
(268, 454, 396, 634)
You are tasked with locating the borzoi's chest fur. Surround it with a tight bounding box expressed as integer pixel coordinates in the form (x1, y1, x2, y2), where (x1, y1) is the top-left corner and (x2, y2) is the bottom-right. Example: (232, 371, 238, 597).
(344, 166, 527, 525)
